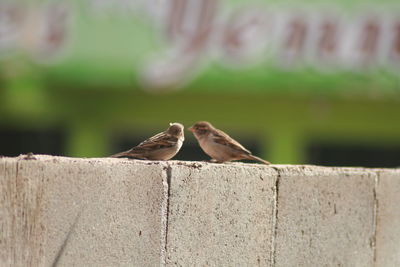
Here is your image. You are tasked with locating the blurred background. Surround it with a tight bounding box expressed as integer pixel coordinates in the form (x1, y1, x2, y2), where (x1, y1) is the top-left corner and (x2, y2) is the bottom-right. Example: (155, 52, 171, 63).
(0, 0, 399, 167)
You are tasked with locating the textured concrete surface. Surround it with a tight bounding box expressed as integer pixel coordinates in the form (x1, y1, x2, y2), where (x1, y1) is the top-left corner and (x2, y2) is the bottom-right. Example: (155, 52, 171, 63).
(165, 162, 277, 266)
(375, 170, 400, 267)
(0, 155, 168, 267)
(0, 158, 45, 267)
(273, 166, 377, 267)
(1, 156, 399, 267)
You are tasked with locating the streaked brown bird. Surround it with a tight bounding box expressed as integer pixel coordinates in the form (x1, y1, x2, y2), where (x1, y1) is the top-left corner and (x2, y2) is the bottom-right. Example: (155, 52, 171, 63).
(188, 121, 270, 164)
(111, 123, 184, 160)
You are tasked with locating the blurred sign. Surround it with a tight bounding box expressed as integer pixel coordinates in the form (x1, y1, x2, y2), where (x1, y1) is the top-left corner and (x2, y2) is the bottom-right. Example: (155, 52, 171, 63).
(141, 0, 400, 89)
(0, 3, 69, 60)
(0, 0, 399, 92)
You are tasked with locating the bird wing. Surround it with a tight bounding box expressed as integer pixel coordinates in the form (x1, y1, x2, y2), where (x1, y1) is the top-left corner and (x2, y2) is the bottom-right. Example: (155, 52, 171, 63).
(111, 131, 179, 159)
(211, 129, 251, 154)
(134, 132, 178, 151)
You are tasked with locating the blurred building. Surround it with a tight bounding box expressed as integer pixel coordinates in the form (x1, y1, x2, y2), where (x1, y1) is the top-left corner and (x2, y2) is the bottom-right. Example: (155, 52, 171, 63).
(0, 0, 399, 167)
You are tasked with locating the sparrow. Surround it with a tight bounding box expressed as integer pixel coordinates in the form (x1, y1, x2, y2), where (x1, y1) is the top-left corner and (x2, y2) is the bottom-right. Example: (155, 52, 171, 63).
(188, 121, 270, 164)
(111, 123, 184, 160)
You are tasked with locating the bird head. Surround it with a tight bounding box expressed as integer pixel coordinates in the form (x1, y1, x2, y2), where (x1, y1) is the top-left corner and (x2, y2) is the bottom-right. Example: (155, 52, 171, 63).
(167, 122, 184, 138)
(188, 121, 213, 137)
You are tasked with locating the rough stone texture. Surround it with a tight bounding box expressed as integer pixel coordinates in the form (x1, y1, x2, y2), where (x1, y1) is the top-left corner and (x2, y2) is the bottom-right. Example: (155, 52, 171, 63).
(0, 155, 168, 267)
(0, 158, 45, 267)
(273, 165, 377, 267)
(375, 170, 400, 267)
(1, 156, 400, 267)
(165, 161, 277, 266)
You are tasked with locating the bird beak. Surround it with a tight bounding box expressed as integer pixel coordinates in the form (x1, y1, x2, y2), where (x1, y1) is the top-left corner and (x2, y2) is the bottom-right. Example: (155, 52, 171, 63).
(188, 126, 194, 132)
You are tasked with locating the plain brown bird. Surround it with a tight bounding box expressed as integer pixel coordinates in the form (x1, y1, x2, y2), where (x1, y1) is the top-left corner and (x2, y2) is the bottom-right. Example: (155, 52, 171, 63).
(188, 121, 270, 164)
(111, 123, 184, 160)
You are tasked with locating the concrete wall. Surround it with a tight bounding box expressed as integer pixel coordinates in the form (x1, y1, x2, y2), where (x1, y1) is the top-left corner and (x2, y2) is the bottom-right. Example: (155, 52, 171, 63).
(0, 155, 399, 267)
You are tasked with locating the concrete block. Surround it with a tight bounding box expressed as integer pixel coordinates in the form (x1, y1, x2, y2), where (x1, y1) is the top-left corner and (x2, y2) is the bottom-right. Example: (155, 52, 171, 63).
(375, 170, 400, 267)
(165, 162, 277, 266)
(2, 155, 400, 267)
(0, 156, 168, 267)
(0, 158, 44, 266)
(273, 166, 377, 267)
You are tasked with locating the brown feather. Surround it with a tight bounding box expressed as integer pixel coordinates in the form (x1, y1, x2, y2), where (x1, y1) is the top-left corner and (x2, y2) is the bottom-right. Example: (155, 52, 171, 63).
(111, 132, 178, 159)
(245, 154, 270, 165)
(210, 129, 251, 154)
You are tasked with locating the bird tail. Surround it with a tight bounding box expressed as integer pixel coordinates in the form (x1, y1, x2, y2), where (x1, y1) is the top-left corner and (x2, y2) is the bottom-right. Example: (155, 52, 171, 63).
(110, 150, 138, 158)
(246, 154, 271, 165)
(110, 151, 127, 158)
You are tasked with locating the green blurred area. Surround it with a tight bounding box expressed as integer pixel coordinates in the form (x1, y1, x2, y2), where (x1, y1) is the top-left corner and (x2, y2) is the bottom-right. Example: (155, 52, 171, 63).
(0, 0, 400, 166)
